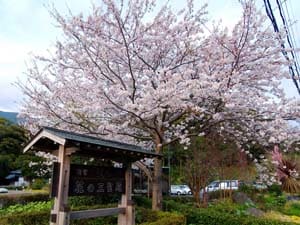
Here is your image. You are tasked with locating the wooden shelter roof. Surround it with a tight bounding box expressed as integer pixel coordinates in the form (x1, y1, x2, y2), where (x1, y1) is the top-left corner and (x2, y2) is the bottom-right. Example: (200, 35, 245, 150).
(24, 127, 160, 162)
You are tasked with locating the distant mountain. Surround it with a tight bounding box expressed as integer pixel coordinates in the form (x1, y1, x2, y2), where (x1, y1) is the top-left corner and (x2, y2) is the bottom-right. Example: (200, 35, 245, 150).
(0, 111, 18, 123)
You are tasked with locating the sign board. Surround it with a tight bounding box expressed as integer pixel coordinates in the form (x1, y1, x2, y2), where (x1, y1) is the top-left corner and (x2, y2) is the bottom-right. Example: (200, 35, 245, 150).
(51, 163, 126, 197)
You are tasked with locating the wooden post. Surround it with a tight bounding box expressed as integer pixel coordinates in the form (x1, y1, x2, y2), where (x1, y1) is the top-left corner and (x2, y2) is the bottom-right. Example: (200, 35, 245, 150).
(50, 145, 71, 225)
(118, 163, 134, 225)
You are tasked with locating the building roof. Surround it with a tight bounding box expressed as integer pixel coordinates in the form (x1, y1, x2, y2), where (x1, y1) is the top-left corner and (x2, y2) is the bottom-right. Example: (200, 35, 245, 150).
(23, 127, 160, 162)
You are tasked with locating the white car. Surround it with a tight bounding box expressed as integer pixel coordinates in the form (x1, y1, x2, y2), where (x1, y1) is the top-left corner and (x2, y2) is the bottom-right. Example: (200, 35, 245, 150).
(252, 181, 267, 190)
(0, 188, 8, 193)
(170, 185, 192, 195)
(202, 180, 239, 193)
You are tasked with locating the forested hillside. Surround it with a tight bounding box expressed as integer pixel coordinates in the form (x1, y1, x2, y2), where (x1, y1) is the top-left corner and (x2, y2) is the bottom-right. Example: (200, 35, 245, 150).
(0, 111, 17, 123)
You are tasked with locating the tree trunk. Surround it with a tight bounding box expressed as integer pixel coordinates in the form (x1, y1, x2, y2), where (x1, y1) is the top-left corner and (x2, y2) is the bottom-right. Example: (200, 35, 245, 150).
(152, 156, 163, 210)
(193, 189, 201, 207)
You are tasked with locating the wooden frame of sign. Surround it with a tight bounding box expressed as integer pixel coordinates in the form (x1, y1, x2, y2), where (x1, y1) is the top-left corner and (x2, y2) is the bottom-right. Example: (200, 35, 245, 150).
(23, 127, 161, 225)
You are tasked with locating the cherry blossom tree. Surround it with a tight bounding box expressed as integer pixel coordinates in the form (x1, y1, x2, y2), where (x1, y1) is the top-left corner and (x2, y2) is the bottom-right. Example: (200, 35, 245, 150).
(19, 0, 299, 209)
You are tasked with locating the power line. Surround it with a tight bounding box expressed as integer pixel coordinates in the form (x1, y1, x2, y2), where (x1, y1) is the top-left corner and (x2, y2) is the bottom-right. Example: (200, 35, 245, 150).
(277, 0, 300, 79)
(282, 0, 300, 81)
(263, 0, 300, 95)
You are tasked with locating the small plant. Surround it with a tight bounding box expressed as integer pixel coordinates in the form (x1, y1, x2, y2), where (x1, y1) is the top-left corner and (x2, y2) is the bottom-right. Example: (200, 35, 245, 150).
(272, 146, 300, 194)
(263, 194, 287, 211)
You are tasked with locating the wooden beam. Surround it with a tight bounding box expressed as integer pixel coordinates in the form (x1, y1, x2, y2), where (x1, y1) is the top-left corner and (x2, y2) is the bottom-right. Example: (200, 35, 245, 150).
(65, 147, 79, 155)
(118, 163, 135, 225)
(70, 207, 125, 220)
(133, 161, 153, 182)
(125, 163, 132, 201)
(51, 145, 71, 225)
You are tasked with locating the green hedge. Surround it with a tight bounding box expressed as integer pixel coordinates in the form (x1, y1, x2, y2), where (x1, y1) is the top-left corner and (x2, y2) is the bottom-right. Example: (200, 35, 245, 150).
(0, 194, 123, 209)
(1, 207, 297, 225)
(163, 199, 298, 225)
(139, 211, 185, 225)
(0, 207, 151, 225)
(133, 196, 152, 209)
(0, 211, 49, 225)
(0, 196, 298, 225)
(171, 206, 298, 225)
(187, 208, 298, 225)
(68, 194, 121, 207)
(71, 216, 117, 225)
(0, 201, 51, 216)
(0, 193, 49, 208)
(0, 211, 117, 225)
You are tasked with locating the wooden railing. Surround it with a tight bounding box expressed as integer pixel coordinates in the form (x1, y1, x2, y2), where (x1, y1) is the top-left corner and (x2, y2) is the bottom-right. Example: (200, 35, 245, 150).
(70, 207, 126, 220)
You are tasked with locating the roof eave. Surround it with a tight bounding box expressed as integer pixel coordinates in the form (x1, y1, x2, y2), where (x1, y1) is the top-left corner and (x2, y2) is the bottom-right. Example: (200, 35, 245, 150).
(23, 129, 66, 153)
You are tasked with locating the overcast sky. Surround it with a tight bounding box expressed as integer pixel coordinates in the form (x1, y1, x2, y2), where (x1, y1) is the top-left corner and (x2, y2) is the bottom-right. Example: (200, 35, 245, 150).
(0, 0, 299, 112)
